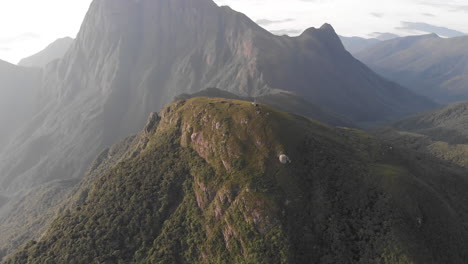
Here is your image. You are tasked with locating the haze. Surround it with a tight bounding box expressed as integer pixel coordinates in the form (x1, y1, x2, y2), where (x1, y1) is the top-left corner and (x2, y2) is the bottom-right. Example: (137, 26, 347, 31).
(1, 0, 467, 64)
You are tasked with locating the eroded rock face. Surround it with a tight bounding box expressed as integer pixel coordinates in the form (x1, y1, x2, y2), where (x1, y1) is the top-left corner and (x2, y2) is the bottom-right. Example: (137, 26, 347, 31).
(144, 112, 160, 134)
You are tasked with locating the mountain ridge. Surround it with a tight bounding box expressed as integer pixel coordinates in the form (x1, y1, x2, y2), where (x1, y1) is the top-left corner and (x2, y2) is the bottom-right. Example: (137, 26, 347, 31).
(18, 37, 74, 68)
(174, 87, 355, 127)
(5, 98, 468, 263)
(356, 34, 468, 103)
(373, 100, 468, 171)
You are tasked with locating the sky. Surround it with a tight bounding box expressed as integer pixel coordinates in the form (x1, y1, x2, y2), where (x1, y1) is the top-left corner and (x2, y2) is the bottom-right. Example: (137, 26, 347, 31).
(0, 0, 467, 64)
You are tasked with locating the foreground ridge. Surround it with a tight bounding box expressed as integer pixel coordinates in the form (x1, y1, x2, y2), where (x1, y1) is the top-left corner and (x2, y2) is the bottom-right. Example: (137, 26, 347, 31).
(6, 98, 467, 263)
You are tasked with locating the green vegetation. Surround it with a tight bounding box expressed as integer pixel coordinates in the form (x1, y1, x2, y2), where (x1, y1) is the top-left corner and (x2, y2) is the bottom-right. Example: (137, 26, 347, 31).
(5, 98, 468, 263)
(376, 101, 468, 169)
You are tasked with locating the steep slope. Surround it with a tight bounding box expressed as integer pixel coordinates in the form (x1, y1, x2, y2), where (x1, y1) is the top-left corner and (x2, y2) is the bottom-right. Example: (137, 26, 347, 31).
(356, 34, 468, 103)
(0, 0, 435, 194)
(18, 37, 74, 68)
(339, 36, 380, 54)
(5, 98, 468, 264)
(392, 101, 468, 144)
(175, 88, 354, 127)
(0, 60, 41, 152)
(375, 101, 468, 168)
(0, 135, 140, 260)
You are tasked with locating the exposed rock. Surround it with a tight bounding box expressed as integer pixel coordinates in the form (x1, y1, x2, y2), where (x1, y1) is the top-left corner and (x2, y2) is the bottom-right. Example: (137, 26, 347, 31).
(279, 154, 291, 164)
(144, 112, 160, 134)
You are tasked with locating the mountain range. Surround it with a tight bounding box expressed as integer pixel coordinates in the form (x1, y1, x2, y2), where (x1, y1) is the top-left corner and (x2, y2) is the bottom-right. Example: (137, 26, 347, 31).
(0, 0, 434, 195)
(356, 34, 468, 103)
(0, 0, 460, 262)
(339, 36, 381, 54)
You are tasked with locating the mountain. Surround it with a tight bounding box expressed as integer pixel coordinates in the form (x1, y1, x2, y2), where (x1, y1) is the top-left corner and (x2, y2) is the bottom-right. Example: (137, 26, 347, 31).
(0, 0, 435, 256)
(0, 0, 435, 193)
(339, 36, 380, 54)
(18, 37, 74, 68)
(5, 98, 468, 263)
(392, 101, 468, 144)
(0, 60, 41, 152)
(356, 34, 468, 103)
(375, 101, 468, 168)
(174, 88, 354, 127)
(370, 32, 400, 41)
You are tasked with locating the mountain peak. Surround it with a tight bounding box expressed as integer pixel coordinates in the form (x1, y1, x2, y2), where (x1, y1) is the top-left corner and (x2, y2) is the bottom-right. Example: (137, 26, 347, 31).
(427, 32, 440, 38)
(319, 23, 335, 32)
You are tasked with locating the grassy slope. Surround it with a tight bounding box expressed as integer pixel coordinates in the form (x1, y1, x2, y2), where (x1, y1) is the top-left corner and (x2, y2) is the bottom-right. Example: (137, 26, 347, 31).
(6, 98, 468, 264)
(375, 101, 468, 169)
(174, 88, 354, 127)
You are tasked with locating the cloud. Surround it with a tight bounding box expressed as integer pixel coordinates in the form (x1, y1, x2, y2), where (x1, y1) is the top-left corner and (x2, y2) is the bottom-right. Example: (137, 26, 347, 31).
(370, 12, 384, 18)
(0, 33, 41, 45)
(416, 1, 468, 13)
(270, 29, 303, 36)
(256, 18, 294, 26)
(397, 21, 466, 37)
(368, 32, 400, 40)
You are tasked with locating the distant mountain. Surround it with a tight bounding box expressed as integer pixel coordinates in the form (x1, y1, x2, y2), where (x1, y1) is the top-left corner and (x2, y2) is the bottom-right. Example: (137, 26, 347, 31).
(375, 101, 468, 168)
(18, 37, 74, 68)
(6, 98, 468, 263)
(356, 34, 468, 103)
(0, 0, 435, 194)
(0, 60, 41, 152)
(370, 32, 400, 41)
(0, 0, 435, 256)
(175, 88, 354, 127)
(339, 36, 380, 54)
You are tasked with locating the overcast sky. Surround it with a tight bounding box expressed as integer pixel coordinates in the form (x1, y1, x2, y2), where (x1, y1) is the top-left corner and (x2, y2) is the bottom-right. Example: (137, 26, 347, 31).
(1, 0, 467, 64)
